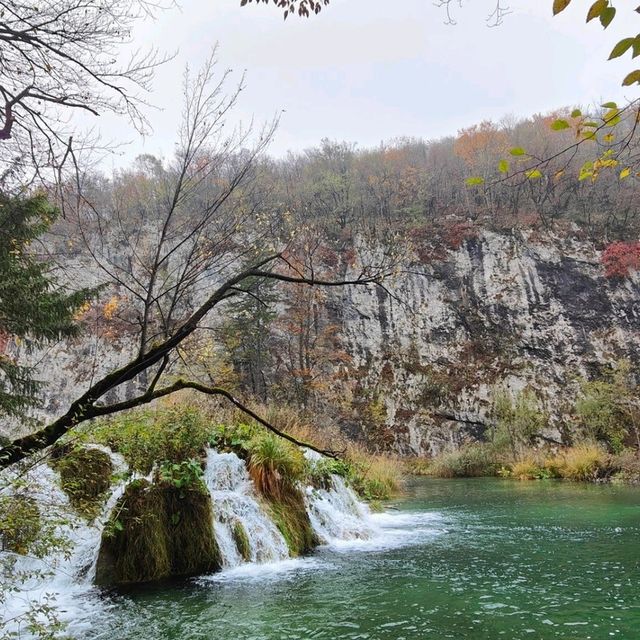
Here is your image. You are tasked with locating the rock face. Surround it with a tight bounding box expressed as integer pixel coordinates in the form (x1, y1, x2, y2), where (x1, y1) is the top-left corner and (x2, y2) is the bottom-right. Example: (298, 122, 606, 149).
(330, 229, 640, 455)
(4, 229, 639, 456)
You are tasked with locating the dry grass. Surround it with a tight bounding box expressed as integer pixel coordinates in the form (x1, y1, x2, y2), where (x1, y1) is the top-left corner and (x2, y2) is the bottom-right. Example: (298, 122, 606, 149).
(547, 443, 610, 481)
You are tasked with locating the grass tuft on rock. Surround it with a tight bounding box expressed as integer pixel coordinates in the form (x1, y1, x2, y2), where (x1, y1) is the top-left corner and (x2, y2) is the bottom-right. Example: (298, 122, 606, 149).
(247, 433, 306, 500)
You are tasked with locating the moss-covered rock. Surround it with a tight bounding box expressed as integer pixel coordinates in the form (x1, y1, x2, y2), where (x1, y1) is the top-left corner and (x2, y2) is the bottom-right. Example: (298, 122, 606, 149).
(164, 483, 220, 576)
(246, 433, 317, 556)
(266, 489, 317, 557)
(232, 520, 251, 562)
(95, 478, 221, 586)
(54, 447, 113, 518)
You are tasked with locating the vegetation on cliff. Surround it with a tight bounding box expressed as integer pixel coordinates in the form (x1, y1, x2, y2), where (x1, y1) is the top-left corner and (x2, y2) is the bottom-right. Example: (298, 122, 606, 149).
(418, 362, 640, 484)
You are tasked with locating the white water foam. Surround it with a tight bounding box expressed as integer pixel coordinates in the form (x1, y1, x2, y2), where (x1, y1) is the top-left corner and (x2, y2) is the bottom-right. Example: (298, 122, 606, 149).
(1, 449, 130, 638)
(305, 475, 376, 543)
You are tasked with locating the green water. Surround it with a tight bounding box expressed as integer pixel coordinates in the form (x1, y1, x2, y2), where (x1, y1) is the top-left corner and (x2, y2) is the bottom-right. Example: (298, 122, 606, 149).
(87, 479, 640, 639)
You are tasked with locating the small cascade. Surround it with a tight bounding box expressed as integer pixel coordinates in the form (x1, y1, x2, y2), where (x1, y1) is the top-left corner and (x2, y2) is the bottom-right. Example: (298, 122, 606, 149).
(305, 475, 376, 544)
(203, 450, 289, 567)
(1, 450, 129, 636)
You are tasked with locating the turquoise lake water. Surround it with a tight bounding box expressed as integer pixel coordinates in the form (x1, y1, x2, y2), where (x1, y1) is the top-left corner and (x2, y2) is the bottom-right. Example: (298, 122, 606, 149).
(84, 478, 640, 639)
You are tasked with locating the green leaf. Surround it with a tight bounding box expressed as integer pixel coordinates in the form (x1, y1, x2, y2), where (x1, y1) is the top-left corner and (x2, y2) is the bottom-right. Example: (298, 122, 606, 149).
(498, 159, 510, 174)
(580, 160, 594, 174)
(600, 101, 618, 109)
(599, 6, 616, 28)
(570, 108, 582, 118)
(525, 169, 543, 180)
(582, 121, 599, 127)
(603, 108, 620, 127)
(509, 147, 526, 156)
(586, 0, 608, 22)
(465, 176, 485, 186)
(553, 0, 572, 15)
(609, 39, 635, 60)
(622, 69, 640, 86)
(620, 167, 631, 179)
(551, 119, 571, 131)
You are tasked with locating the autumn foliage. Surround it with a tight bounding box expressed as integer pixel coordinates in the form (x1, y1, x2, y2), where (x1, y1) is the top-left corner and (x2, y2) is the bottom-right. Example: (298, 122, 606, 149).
(601, 241, 640, 278)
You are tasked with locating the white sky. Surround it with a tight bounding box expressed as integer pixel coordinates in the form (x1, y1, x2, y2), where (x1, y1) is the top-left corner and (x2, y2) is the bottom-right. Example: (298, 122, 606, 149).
(95, 0, 637, 166)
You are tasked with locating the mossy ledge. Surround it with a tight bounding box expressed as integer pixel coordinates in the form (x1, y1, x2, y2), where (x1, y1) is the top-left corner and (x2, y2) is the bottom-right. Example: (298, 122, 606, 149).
(52, 446, 113, 519)
(95, 478, 221, 586)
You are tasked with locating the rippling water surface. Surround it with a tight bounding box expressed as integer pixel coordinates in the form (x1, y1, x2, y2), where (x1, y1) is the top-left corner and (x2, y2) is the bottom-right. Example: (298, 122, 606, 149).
(81, 478, 640, 639)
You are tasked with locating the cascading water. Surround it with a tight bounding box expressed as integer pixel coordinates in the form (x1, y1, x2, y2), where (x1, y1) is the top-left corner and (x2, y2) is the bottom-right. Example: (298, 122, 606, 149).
(305, 475, 376, 544)
(1, 449, 129, 636)
(2, 446, 380, 637)
(202, 450, 290, 566)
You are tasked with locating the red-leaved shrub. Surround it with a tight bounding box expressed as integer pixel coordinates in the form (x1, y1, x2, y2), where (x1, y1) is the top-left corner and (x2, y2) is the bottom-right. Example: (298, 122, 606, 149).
(601, 241, 640, 278)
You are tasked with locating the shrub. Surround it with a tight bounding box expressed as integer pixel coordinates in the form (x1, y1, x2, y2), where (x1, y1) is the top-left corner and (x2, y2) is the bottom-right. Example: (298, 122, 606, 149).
(0, 495, 41, 554)
(575, 361, 636, 453)
(491, 388, 547, 456)
(610, 449, 640, 484)
(601, 241, 640, 279)
(90, 405, 212, 473)
(554, 443, 610, 481)
(427, 444, 500, 478)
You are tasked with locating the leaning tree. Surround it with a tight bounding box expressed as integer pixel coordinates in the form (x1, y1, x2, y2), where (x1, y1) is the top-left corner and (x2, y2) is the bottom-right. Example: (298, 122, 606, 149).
(0, 52, 395, 468)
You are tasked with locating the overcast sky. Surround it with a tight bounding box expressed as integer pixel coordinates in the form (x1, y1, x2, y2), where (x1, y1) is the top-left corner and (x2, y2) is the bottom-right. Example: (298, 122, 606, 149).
(97, 0, 635, 166)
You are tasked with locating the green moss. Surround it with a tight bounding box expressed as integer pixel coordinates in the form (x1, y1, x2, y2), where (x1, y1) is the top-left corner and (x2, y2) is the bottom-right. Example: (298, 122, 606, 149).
(232, 521, 251, 562)
(53, 447, 113, 519)
(0, 495, 41, 554)
(96, 479, 171, 585)
(164, 482, 221, 576)
(266, 489, 317, 557)
(95, 477, 221, 586)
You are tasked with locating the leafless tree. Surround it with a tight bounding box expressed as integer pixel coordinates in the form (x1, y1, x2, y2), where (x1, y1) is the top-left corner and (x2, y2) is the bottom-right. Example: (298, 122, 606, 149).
(0, 53, 394, 468)
(0, 0, 171, 186)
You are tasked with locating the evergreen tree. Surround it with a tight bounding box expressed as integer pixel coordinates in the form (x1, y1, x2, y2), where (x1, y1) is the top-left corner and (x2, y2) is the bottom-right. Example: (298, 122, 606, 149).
(0, 194, 94, 419)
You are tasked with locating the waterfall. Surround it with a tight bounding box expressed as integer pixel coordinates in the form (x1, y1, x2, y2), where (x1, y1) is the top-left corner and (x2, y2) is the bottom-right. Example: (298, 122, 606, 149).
(2, 445, 378, 635)
(1, 449, 129, 636)
(202, 450, 289, 567)
(305, 475, 376, 544)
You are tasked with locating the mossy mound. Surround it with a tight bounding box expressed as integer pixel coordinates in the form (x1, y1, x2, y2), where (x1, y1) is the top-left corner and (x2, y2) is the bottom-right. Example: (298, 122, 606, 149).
(54, 447, 114, 518)
(266, 489, 317, 557)
(0, 495, 41, 554)
(95, 478, 221, 586)
(89, 406, 212, 475)
(232, 521, 251, 562)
